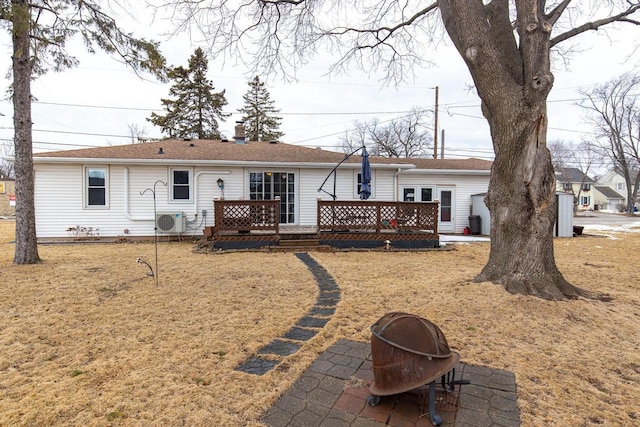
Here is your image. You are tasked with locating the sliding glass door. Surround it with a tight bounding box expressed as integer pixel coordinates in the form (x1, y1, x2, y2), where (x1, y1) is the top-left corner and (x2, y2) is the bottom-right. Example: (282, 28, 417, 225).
(249, 172, 296, 224)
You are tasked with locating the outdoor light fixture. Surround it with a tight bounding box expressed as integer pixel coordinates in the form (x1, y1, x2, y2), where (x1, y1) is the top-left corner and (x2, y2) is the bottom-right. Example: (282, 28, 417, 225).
(217, 178, 224, 190)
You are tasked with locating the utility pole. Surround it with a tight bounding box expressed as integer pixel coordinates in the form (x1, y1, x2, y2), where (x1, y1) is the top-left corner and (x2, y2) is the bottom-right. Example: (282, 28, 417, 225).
(433, 86, 439, 159)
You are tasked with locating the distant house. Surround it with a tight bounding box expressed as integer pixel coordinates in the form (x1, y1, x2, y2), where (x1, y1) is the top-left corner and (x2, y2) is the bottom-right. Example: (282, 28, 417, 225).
(0, 177, 15, 218)
(554, 168, 597, 211)
(31, 135, 492, 239)
(598, 169, 639, 210)
(593, 186, 625, 212)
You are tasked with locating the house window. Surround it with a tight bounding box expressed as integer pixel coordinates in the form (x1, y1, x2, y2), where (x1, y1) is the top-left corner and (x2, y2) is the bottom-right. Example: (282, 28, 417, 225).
(420, 187, 434, 202)
(582, 183, 591, 191)
(402, 187, 416, 202)
(562, 182, 572, 191)
(581, 196, 591, 205)
(171, 169, 191, 201)
(401, 186, 433, 202)
(85, 167, 108, 208)
(617, 183, 623, 191)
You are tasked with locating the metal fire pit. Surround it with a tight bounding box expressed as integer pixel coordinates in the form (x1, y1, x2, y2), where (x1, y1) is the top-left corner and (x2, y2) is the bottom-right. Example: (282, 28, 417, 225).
(368, 312, 468, 426)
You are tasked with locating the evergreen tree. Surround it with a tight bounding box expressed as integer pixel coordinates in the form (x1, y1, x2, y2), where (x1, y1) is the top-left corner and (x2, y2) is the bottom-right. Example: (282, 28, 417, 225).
(238, 76, 284, 141)
(149, 48, 229, 139)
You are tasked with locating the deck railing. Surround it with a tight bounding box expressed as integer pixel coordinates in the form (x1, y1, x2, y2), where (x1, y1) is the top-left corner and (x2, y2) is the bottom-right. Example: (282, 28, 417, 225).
(317, 200, 439, 233)
(209, 198, 438, 239)
(213, 198, 280, 234)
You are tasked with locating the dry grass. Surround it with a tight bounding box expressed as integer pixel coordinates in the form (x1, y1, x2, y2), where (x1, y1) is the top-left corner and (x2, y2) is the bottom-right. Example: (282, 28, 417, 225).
(1, 221, 639, 426)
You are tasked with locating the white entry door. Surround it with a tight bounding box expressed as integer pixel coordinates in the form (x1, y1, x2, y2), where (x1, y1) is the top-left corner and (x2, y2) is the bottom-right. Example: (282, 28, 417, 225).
(438, 187, 455, 233)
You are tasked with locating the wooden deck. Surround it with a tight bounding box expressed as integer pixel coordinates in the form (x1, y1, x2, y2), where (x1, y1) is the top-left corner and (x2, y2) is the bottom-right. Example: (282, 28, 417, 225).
(204, 199, 440, 250)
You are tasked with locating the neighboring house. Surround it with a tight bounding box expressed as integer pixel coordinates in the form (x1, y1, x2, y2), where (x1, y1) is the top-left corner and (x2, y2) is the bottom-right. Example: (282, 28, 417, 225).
(0, 177, 16, 218)
(593, 186, 625, 212)
(554, 168, 597, 211)
(598, 169, 639, 210)
(31, 136, 492, 239)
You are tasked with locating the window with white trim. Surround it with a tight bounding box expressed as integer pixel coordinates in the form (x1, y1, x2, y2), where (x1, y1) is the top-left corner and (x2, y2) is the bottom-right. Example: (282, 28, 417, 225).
(85, 167, 108, 208)
(581, 195, 591, 205)
(402, 187, 416, 202)
(617, 182, 623, 191)
(170, 168, 192, 201)
(420, 187, 434, 201)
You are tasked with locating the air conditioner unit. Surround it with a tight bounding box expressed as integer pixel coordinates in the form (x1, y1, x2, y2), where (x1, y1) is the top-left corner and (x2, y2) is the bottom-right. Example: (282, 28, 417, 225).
(156, 211, 186, 233)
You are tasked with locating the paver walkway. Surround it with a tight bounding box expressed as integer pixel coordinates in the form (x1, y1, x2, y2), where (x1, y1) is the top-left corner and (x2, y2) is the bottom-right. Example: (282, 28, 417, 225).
(230, 251, 520, 426)
(262, 340, 520, 427)
(235, 253, 341, 375)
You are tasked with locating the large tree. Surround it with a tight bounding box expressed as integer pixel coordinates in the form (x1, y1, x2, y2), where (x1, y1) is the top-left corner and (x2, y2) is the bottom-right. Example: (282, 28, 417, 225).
(2, 0, 165, 264)
(163, 1, 639, 299)
(579, 73, 640, 215)
(238, 75, 284, 141)
(148, 47, 229, 139)
(340, 107, 432, 158)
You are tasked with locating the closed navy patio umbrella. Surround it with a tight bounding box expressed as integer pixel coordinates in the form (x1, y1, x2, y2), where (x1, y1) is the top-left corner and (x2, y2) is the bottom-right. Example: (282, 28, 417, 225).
(359, 146, 372, 200)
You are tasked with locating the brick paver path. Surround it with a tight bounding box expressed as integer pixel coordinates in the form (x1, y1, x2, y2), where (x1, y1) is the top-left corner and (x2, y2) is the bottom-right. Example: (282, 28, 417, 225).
(262, 340, 520, 427)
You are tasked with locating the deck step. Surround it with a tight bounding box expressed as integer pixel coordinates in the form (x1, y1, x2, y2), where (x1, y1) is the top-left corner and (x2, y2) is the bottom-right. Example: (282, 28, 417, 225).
(279, 238, 321, 247)
(268, 245, 333, 252)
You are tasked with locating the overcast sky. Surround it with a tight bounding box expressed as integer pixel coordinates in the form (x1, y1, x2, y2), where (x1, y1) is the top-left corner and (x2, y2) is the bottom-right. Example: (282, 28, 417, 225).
(0, 5, 638, 166)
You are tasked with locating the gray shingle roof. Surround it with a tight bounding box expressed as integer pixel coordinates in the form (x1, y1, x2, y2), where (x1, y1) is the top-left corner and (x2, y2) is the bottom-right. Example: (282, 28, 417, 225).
(554, 167, 596, 183)
(33, 139, 493, 170)
(595, 186, 625, 199)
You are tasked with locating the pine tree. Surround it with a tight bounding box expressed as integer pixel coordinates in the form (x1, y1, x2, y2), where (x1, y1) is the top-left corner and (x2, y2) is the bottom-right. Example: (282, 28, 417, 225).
(149, 48, 229, 139)
(238, 76, 284, 142)
(4, 0, 166, 265)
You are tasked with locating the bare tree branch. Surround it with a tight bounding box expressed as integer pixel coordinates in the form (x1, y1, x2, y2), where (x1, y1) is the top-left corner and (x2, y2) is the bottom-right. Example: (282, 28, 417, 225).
(545, 0, 573, 26)
(551, 3, 640, 47)
(579, 73, 640, 215)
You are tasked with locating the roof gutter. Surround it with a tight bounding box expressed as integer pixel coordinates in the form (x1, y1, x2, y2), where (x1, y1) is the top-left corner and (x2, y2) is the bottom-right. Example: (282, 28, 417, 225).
(33, 157, 415, 170)
(401, 168, 491, 176)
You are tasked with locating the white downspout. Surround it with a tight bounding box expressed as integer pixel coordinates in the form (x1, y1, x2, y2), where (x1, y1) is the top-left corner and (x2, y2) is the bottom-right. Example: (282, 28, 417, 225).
(193, 170, 231, 225)
(394, 168, 402, 201)
(125, 167, 153, 221)
(125, 167, 232, 221)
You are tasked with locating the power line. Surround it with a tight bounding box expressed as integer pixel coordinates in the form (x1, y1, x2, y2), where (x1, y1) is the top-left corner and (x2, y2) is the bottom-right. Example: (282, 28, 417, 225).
(33, 101, 158, 112)
(20, 100, 430, 117)
(0, 138, 105, 149)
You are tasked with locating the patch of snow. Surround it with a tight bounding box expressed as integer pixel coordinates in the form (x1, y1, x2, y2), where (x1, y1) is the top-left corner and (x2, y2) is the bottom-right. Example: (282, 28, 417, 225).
(584, 224, 640, 233)
(439, 234, 490, 246)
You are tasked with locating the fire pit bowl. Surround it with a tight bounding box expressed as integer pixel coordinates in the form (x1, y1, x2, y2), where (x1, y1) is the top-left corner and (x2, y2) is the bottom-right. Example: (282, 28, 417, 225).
(368, 312, 465, 426)
(369, 312, 459, 396)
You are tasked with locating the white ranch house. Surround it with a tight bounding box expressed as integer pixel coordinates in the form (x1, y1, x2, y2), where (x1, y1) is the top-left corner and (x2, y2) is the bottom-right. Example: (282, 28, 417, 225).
(32, 138, 492, 239)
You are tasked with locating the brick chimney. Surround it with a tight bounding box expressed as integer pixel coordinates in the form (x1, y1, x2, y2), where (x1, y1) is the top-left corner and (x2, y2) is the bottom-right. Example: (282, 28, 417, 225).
(234, 121, 246, 144)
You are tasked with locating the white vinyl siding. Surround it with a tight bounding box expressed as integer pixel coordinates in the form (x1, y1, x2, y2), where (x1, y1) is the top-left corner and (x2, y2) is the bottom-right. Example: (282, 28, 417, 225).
(34, 164, 240, 238)
(397, 173, 490, 233)
(33, 161, 490, 237)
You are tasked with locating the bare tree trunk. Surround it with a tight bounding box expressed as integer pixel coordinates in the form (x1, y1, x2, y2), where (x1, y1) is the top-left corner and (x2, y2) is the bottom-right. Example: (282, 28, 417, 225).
(439, 0, 596, 300)
(12, 0, 40, 264)
(475, 106, 588, 299)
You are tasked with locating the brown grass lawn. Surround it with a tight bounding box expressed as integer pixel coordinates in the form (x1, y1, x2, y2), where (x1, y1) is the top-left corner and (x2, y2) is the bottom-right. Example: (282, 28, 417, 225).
(1, 221, 639, 426)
